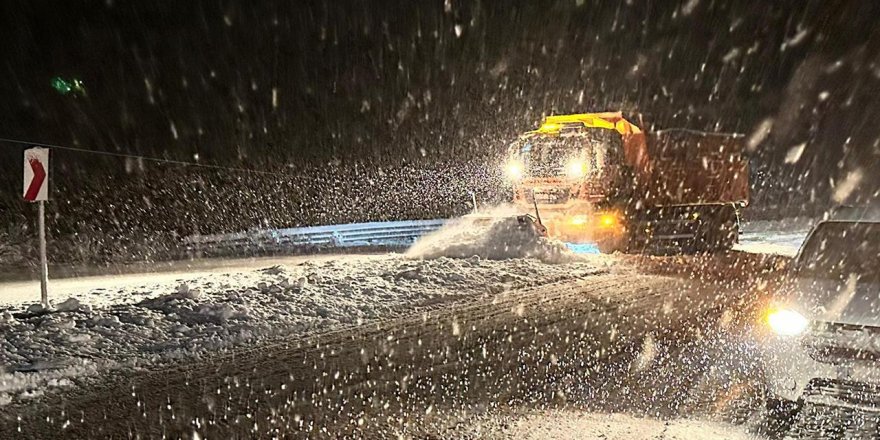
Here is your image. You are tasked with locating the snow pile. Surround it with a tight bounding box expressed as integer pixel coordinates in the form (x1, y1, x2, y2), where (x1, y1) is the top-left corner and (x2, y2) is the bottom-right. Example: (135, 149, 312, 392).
(407, 207, 577, 263)
(0, 254, 604, 404)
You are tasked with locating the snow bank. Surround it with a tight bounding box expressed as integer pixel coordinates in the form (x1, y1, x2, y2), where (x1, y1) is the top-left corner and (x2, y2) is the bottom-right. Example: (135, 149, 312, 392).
(0, 254, 603, 404)
(407, 206, 578, 263)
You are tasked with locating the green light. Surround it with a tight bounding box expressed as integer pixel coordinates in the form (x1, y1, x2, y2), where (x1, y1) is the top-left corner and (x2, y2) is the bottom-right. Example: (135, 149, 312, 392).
(51, 77, 71, 94)
(51, 76, 86, 97)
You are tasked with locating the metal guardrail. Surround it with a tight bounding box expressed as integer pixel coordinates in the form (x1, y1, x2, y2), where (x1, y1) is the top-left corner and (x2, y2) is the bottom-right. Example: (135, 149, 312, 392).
(184, 219, 447, 253)
(182, 218, 804, 256)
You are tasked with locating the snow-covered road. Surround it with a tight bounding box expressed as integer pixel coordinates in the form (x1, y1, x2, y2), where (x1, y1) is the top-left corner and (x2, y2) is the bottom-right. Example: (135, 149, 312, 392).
(0, 251, 611, 407)
(0, 217, 807, 438)
(1, 249, 783, 439)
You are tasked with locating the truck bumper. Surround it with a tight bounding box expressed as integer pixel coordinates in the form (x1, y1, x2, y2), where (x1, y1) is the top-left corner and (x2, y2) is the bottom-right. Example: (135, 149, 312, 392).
(540, 211, 628, 251)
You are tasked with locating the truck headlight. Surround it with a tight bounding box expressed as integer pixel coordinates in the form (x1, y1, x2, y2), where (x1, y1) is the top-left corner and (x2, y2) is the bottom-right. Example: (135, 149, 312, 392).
(766, 309, 808, 336)
(505, 161, 524, 181)
(566, 160, 587, 178)
(570, 214, 588, 226)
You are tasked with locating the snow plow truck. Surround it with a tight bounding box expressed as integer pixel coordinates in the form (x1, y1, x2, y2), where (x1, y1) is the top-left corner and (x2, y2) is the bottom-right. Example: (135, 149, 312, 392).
(504, 112, 749, 253)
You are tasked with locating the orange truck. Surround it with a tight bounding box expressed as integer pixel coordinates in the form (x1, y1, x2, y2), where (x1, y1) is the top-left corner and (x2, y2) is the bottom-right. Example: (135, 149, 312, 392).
(504, 112, 749, 253)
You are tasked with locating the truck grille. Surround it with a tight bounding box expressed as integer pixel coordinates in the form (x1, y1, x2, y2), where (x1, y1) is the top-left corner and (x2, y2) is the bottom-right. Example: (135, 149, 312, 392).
(644, 219, 700, 240)
(806, 344, 880, 364)
(527, 164, 564, 177)
(804, 322, 880, 364)
(804, 378, 880, 409)
(523, 188, 570, 204)
(792, 379, 880, 439)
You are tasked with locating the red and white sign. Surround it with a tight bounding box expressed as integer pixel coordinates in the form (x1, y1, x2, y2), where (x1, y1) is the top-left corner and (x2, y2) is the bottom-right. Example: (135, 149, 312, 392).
(23, 147, 49, 202)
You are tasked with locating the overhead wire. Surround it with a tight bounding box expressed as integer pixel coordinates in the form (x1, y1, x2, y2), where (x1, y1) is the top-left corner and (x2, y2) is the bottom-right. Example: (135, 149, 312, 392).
(0, 136, 291, 177)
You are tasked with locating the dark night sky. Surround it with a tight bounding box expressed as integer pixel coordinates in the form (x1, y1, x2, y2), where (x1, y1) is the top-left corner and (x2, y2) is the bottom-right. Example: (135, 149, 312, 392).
(1, 0, 879, 210)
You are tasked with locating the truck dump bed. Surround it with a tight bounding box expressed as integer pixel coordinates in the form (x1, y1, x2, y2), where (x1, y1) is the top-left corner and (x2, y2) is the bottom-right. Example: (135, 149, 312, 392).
(643, 129, 749, 207)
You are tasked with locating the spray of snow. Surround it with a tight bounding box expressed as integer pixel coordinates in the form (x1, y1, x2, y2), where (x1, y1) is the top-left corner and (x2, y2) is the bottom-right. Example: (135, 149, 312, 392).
(406, 205, 577, 263)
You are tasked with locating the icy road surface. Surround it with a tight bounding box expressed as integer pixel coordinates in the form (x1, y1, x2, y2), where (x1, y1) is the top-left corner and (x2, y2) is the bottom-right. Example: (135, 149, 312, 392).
(0, 250, 784, 439)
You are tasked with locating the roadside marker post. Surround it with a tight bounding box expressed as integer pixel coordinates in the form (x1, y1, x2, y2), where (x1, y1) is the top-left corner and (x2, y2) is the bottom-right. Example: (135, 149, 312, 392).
(23, 147, 50, 308)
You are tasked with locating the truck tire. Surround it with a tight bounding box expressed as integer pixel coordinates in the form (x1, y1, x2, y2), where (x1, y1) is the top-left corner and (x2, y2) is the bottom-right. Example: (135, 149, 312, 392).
(694, 205, 739, 253)
(597, 235, 628, 254)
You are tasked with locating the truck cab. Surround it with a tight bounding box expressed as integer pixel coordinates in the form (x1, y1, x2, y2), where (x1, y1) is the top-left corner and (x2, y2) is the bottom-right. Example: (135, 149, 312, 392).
(504, 113, 643, 251)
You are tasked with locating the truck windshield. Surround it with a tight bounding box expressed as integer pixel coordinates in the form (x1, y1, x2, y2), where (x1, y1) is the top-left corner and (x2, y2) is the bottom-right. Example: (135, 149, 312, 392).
(515, 129, 622, 177)
(796, 222, 880, 282)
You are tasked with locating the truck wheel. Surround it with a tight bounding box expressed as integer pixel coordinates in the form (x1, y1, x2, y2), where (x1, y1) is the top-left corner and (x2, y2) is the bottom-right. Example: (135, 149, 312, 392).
(708, 219, 737, 252)
(694, 207, 738, 253)
(757, 397, 801, 439)
(693, 223, 714, 253)
(597, 234, 629, 254)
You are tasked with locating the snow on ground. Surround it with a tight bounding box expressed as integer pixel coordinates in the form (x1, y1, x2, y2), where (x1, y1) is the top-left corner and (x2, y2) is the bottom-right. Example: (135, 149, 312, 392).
(0, 216, 811, 407)
(0, 254, 351, 307)
(736, 219, 814, 257)
(500, 410, 761, 440)
(0, 253, 606, 405)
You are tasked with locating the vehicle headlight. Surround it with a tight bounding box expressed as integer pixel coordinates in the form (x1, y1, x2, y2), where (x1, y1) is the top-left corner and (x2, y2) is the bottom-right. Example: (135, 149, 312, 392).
(505, 161, 524, 181)
(570, 214, 588, 226)
(566, 160, 587, 178)
(766, 309, 808, 336)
